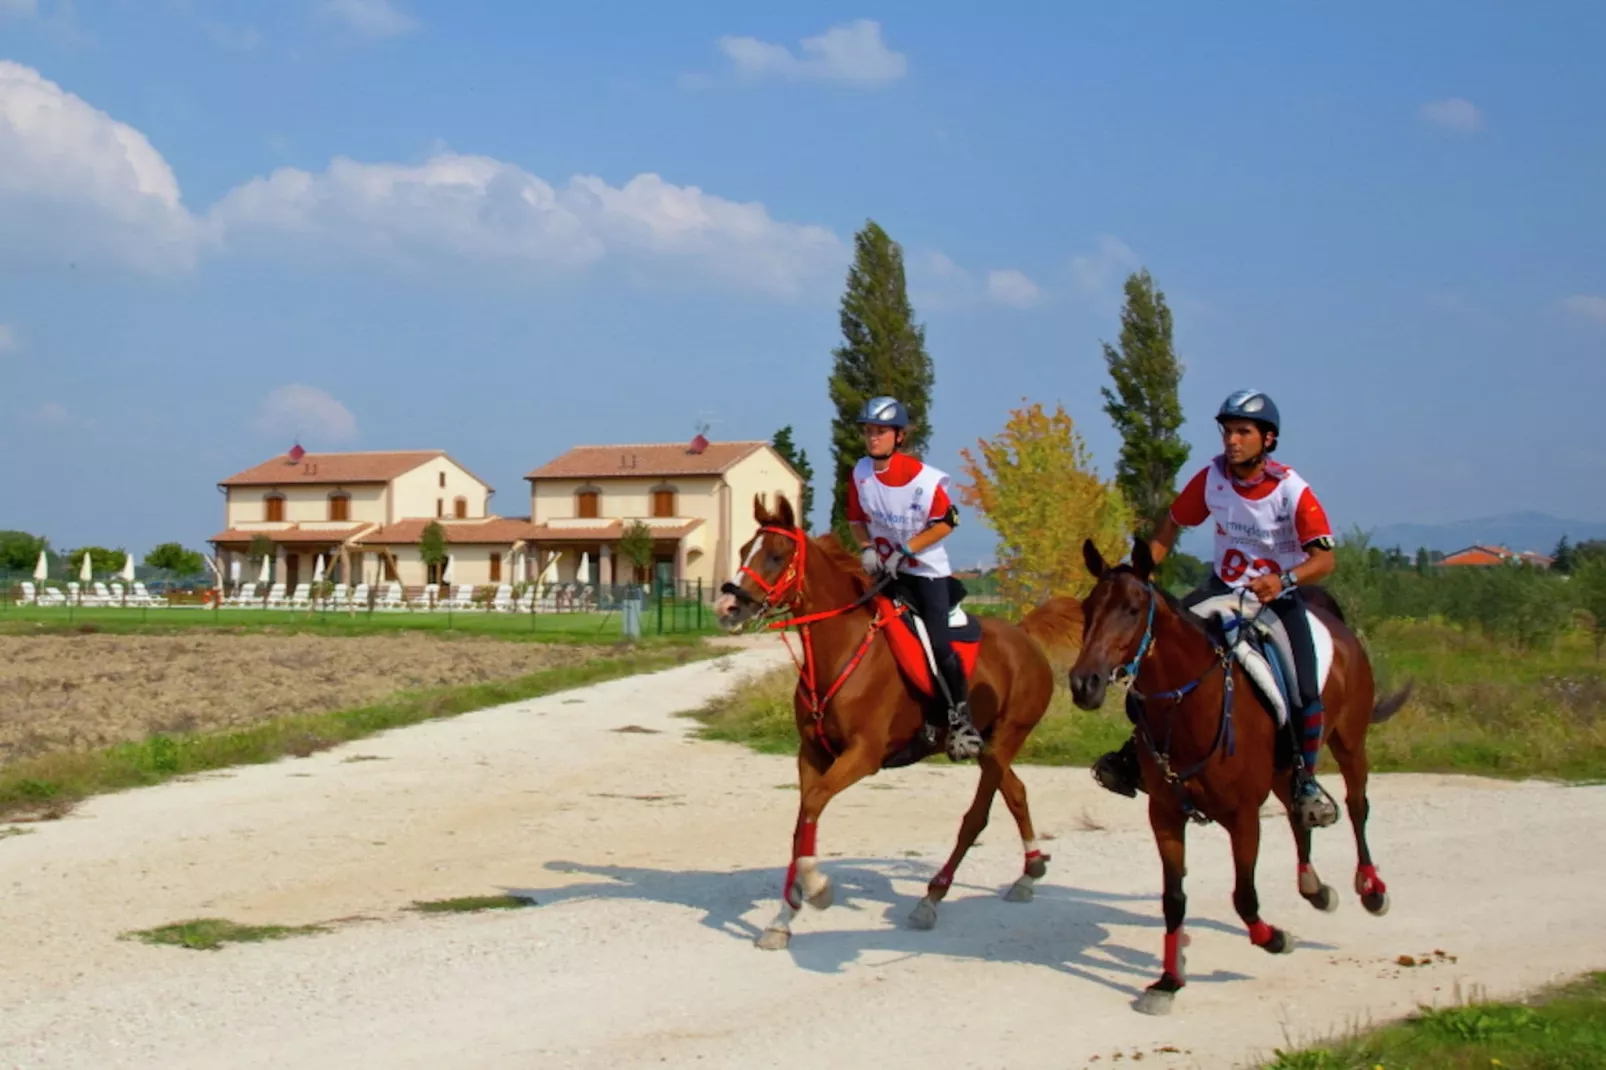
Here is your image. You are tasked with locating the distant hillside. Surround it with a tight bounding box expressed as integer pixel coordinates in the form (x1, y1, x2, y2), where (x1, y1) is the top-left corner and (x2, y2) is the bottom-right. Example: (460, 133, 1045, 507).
(1360, 512, 1606, 555)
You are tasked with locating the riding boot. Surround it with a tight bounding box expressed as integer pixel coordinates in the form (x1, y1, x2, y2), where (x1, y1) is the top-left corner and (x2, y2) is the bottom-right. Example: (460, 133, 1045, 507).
(1091, 691, 1147, 798)
(1093, 736, 1144, 798)
(1291, 701, 1338, 829)
(938, 652, 983, 762)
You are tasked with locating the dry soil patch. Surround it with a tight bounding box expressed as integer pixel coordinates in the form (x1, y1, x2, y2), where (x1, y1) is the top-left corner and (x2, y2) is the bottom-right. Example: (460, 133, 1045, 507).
(0, 633, 600, 762)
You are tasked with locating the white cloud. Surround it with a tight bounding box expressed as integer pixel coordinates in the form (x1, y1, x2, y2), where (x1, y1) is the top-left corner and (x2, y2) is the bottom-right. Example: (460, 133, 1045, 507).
(1419, 97, 1483, 133)
(254, 385, 359, 444)
(0, 60, 207, 273)
(31, 401, 69, 426)
(210, 153, 846, 297)
(1, 0, 38, 16)
(717, 19, 907, 86)
(0, 60, 843, 297)
(1070, 235, 1140, 294)
(908, 253, 1044, 312)
(317, 0, 417, 39)
(0, 324, 16, 353)
(204, 21, 262, 50)
(987, 269, 1041, 309)
(1560, 294, 1606, 325)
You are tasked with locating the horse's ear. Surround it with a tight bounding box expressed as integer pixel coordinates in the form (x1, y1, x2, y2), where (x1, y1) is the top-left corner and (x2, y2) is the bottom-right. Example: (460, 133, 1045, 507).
(1132, 536, 1156, 580)
(775, 493, 796, 530)
(752, 492, 771, 524)
(1082, 538, 1108, 579)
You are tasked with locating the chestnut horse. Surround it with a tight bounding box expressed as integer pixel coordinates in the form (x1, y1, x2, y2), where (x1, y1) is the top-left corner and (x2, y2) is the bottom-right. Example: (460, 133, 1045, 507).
(1068, 536, 1411, 1015)
(714, 494, 1084, 950)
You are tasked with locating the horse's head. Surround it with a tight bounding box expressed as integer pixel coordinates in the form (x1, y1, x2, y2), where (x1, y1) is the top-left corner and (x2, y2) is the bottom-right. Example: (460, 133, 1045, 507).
(713, 493, 807, 631)
(1069, 535, 1158, 710)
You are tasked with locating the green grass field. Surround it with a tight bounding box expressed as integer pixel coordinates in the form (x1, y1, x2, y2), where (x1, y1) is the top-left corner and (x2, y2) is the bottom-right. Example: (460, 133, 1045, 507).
(1260, 970, 1606, 1069)
(0, 603, 718, 643)
(687, 619, 1606, 782)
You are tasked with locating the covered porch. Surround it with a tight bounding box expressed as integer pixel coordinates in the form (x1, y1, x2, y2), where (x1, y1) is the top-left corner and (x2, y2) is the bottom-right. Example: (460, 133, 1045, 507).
(207, 524, 378, 595)
(526, 518, 707, 595)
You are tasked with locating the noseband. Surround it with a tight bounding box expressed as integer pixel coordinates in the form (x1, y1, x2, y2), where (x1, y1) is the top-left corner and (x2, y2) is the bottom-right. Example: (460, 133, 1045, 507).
(720, 524, 808, 619)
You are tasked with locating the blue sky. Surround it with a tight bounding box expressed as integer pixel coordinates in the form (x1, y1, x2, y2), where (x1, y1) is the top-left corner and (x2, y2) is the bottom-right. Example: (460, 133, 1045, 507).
(2, 0, 1604, 569)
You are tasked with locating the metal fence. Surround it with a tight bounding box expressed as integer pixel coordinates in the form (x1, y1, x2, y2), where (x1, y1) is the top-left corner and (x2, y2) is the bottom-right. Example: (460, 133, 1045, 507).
(1, 570, 717, 637)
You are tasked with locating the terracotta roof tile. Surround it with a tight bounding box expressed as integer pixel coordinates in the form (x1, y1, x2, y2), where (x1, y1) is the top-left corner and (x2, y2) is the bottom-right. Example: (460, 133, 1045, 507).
(356, 518, 541, 545)
(209, 524, 370, 544)
(525, 441, 768, 480)
(220, 450, 447, 487)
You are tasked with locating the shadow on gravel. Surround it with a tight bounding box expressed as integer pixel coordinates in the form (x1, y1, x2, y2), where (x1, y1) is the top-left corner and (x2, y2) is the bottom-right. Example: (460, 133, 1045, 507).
(497, 858, 1330, 999)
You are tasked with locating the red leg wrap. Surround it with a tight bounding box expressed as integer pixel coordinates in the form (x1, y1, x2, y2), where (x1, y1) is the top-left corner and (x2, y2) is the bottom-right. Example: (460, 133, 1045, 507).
(1357, 864, 1386, 896)
(797, 821, 818, 858)
(1163, 930, 1184, 981)
(1298, 862, 1314, 875)
(783, 859, 801, 910)
(1248, 920, 1275, 946)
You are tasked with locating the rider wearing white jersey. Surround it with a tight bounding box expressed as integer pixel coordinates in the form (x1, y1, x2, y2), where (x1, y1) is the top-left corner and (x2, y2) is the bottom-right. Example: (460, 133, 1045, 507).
(847, 396, 984, 762)
(1092, 390, 1342, 830)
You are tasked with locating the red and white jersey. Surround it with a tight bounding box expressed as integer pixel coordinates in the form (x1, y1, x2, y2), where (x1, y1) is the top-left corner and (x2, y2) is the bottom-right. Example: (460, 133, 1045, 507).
(1171, 456, 1333, 587)
(847, 452, 954, 578)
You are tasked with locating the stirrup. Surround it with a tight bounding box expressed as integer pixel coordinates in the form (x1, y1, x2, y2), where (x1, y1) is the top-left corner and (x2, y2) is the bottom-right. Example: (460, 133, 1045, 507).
(945, 705, 983, 762)
(1294, 773, 1340, 829)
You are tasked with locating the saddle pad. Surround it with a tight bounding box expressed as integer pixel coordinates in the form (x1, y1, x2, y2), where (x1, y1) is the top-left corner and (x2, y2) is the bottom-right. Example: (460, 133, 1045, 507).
(1186, 593, 1334, 727)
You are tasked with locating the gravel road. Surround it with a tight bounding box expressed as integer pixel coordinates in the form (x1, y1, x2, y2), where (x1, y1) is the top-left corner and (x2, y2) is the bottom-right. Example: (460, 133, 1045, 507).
(2, 639, 1600, 1069)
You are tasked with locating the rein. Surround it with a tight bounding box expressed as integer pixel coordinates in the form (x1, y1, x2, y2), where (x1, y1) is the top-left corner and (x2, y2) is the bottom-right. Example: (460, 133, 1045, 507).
(722, 527, 894, 757)
(1113, 582, 1239, 823)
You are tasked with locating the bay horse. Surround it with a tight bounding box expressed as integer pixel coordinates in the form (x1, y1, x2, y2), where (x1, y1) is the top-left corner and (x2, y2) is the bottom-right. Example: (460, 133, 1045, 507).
(1068, 536, 1411, 1015)
(713, 493, 1084, 950)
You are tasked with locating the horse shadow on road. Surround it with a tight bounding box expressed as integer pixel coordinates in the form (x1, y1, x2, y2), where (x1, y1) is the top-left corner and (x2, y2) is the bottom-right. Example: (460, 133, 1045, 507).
(496, 857, 1330, 999)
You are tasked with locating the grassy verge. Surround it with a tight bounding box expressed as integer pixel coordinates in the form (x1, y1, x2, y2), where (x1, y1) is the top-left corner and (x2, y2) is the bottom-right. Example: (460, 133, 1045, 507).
(122, 918, 329, 951)
(0, 642, 725, 821)
(0, 604, 718, 643)
(686, 620, 1606, 781)
(1261, 970, 1606, 1069)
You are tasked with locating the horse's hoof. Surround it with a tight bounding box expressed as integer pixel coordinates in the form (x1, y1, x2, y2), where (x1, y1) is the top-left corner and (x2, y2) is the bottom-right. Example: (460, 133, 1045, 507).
(908, 898, 938, 930)
(805, 881, 834, 911)
(1363, 891, 1391, 916)
(1133, 988, 1176, 1016)
(1309, 884, 1339, 913)
(1262, 928, 1297, 955)
(755, 927, 791, 951)
(1004, 878, 1035, 903)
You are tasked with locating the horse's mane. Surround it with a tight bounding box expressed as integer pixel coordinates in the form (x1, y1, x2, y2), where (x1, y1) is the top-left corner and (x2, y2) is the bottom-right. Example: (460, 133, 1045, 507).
(1109, 564, 1221, 644)
(809, 531, 873, 597)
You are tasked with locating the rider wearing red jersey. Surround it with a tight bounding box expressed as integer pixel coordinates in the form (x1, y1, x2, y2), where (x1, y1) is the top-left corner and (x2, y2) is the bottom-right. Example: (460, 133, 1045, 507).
(1092, 390, 1341, 829)
(846, 395, 985, 762)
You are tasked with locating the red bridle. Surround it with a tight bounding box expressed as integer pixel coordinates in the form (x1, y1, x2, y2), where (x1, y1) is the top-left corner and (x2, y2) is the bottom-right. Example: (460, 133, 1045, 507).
(732, 524, 809, 619)
(727, 524, 891, 757)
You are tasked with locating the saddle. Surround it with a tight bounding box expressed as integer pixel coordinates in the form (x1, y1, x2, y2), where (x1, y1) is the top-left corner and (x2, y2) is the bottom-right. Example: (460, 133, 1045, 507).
(878, 579, 983, 699)
(1185, 593, 1333, 727)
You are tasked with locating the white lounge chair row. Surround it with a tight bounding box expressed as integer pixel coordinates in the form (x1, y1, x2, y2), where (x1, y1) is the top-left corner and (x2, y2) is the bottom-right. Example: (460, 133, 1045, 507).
(20, 581, 166, 607)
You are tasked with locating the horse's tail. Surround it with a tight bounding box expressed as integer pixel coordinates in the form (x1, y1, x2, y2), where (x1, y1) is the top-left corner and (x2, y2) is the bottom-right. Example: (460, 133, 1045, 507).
(1371, 680, 1414, 725)
(1018, 596, 1085, 667)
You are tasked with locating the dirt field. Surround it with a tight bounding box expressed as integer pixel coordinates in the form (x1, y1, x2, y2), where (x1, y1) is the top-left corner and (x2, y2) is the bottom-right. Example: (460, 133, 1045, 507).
(0, 633, 602, 762)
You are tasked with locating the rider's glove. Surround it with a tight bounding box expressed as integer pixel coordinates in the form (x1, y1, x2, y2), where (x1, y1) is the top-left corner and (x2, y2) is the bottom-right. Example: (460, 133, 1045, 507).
(860, 546, 882, 576)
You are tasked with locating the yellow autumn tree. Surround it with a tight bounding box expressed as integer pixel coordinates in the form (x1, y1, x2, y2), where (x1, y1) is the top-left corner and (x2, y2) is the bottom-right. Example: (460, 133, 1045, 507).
(958, 400, 1136, 613)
